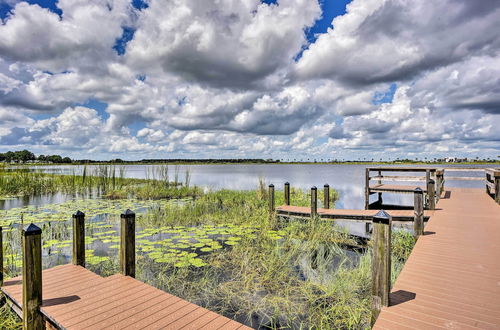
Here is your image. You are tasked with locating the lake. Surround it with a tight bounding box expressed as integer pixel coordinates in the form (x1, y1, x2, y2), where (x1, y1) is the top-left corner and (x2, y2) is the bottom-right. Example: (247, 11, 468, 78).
(19, 163, 489, 209)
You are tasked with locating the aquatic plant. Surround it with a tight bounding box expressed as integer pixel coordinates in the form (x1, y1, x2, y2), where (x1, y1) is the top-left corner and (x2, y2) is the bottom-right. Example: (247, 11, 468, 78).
(0, 167, 201, 200)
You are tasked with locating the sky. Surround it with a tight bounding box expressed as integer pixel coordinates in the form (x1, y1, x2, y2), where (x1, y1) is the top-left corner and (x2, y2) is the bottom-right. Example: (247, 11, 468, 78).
(0, 0, 499, 161)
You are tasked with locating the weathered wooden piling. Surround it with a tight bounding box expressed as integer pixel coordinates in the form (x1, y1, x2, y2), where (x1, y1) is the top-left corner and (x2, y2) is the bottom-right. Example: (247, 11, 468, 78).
(0, 226, 3, 287)
(72, 210, 85, 267)
(311, 186, 318, 217)
(269, 184, 275, 213)
(371, 210, 392, 326)
(365, 168, 370, 210)
(486, 172, 492, 195)
(377, 170, 383, 205)
(496, 176, 500, 204)
(413, 188, 424, 237)
(120, 209, 136, 278)
(428, 179, 436, 210)
(284, 182, 290, 206)
(324, 184, 330, 209)
(436, 169, 444, 199)
(22, 223, 44, 329)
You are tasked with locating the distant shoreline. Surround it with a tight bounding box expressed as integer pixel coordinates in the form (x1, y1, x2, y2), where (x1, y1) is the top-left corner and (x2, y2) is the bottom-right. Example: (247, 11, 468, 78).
(6, 161, 500, 166)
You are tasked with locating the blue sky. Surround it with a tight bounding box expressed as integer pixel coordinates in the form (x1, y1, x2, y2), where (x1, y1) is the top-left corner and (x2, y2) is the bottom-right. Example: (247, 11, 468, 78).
(0, 0, 499, 160)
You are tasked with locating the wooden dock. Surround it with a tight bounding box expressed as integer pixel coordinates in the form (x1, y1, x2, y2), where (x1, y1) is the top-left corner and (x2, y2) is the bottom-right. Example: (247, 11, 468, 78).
(374, 187, 500, 329)
(273, 167, 500, 328)
(2, 264, 250, 329)
(0, 210, 251, 330)
(277, 205, 434, 223)
(2, 167, 499, 329)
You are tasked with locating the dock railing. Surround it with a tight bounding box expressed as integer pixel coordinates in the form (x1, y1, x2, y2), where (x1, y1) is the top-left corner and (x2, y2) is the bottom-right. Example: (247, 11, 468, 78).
(365, 167, 442, 210)
(485, 168, 500, 204)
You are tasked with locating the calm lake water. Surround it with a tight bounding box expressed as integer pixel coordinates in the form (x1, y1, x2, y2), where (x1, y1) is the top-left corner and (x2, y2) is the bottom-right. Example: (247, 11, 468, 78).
(19, 163, 490, 209)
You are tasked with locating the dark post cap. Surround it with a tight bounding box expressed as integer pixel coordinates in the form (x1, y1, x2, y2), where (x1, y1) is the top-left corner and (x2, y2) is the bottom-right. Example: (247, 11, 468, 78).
(324, 184, 329, 187)
(269, 184, 274, 188)
(414, 187, 423, 194)
(22, 223, 42, 236)
(373, 209, 391, 224)
(311, 186, 317, 190)
(428, 179, 435, 184)
(73, 210, 85, 217)
(284, 182, 289, 185)
(121, 209, 135, 218)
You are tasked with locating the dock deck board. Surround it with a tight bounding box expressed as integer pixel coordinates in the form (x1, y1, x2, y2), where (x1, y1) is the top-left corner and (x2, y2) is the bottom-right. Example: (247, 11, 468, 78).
(1, 264, 250, 329)
(369, 184, 428, 193)
(373, 188, 500, 329)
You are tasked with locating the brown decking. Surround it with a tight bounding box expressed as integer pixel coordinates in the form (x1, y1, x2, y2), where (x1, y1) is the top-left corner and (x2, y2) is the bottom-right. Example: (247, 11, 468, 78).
(369, 184, 427, 194)
(277, 205, 434, 222)
(1, 264, 250, 329)
(374, 188, 500, 329)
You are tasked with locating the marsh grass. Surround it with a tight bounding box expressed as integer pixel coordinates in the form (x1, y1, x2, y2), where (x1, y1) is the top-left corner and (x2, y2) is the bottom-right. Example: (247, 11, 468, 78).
(132, 187, 414, 329)
(0, 293, 21, 329)
(0, 166, 200, 200)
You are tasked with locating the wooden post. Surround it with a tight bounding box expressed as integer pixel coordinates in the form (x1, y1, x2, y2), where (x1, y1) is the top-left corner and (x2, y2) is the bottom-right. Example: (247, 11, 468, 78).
(436, 170, 444, 199)
(284, 182, 290, 206)
(425, 170, 431, 208)
(365, 222, 371, 234)
(413, 188, 424, 237)
(365, 168, 370, 210)
(324, 184, 330, 209)
(311, 186, 318, 218)
(377, 170, 383, 206)
(72, 210, 85, 267)
(495, 175, 500, 204)
(120, 209, 136, 278)
(371, 210, 392, 326)
(0, 226, 3, 287)
(427, 179, 436, 210)
(22, 223, 44, 329)
(486, 172, 491, 195)
(269, 184, 275, 213)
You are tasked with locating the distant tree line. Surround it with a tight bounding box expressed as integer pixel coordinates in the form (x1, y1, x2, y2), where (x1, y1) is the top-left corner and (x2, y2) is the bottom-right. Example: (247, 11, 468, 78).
(0, 149, 72, 163)
(73, 158, 280, 164)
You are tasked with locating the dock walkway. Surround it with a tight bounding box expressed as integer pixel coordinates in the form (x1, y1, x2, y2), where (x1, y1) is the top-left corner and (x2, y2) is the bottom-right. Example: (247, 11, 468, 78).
(2, 264, 250, 329)
(374, 188, 500, 329)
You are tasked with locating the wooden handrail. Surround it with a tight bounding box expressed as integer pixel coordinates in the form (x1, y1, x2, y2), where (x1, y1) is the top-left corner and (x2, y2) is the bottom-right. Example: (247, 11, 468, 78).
(366, 167, 437, 172)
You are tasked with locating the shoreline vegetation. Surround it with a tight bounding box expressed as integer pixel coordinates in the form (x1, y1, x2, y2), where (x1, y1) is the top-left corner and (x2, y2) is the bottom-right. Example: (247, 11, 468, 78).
(1, 168, 415, 328)
(0, 165, 200, 200)
(5, 160, 500, 166)
(1, 149, 499, 166)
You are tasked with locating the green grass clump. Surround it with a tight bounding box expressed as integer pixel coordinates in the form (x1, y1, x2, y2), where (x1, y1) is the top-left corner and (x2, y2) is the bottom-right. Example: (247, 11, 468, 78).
(0, 293, 21, 329)
(392, 230, 416, 262)
(0, 166, 201, 200)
